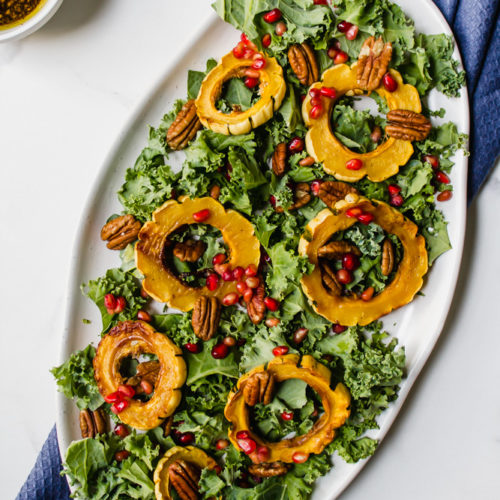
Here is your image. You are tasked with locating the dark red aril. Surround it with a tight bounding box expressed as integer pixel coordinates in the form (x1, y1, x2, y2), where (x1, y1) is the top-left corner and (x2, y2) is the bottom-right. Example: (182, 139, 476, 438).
(288, 137, 304, 153)
(246, 276, 260, 289)
(245, 264, 258, 277)
(311, 180, 321, 196)
(269, 195, 277, 207)
(223, 336, 237, 347)
(361, 287, 375, 301)
(222, 292, 239, 306)
(310, 96, 322, 107)
(333, 324, 347, 334)
(117, 384, 136, 398)
(275, 21, 287, 36)
(185, 342, 201, 354)
(244, 77, 259, 89)
(243, 288, 254, 303)
(262, 33, 272, 48)
(337, 20, 353, 33)
(390, 194, 404, 207)
(336, 269, 353, 285)
(437, 190, 453, 202)
(345, 207, 362, 218)
(237, 437, 257, 454)
(232, 266, 245, 281)
(357, 212, 375, 225)
(104, 391, 121, 404)
(216, 439, 230, 450)
(345, 24, 359, 40)
(222, 270, 234, 282)
(423, 154, 440, 169)
(272, 346, 289, 356)
(137, 310, 151, 322)
(309, 87, 321, 99)
(206, 273, 219, 291)
(293, 327, 309, 344)
(179, 432, 195, 445)
(140, 380, 153, 395)
(252, 58, 266, 70)
(236, 281, 248, 294)
(212, 253, 227, 266)
(292, 451, 309, 464)
(313, 0, 328, 4)
(263, 8, 282, 23)
(346, 158, 363, 170)
(256, 446, 270, 462)
(388, 184, 401, 196)
(309, 104, 323, 119)
(233, 42, 245, 59)
(114, 296, 127, 314)
(342, 252, 359, 271)
(334, 50, 349, 64)
(111, 399, 129, 414)
(114, 424, 129, 438)
(114, 450, 130, 462)
(327, 46, 339, 60)
(211, 343, 230, 359)
(104, 293, 117, 311)
(281, 411, 294, 421)
(236, 430, 250, 439)
(320, 86, 337, 99)
(264, 297, 280, 311)
(193, 209, 210, 222)
(436, 171, 450, 184)
(382, 73, 398, 92)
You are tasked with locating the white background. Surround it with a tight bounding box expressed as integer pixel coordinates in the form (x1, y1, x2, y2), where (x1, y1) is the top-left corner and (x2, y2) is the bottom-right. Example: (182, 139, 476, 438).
(1, 0, 499, 498)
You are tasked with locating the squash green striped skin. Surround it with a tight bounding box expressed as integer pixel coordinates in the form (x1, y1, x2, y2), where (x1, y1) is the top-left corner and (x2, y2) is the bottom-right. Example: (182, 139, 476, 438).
(195, 51, 286, 135)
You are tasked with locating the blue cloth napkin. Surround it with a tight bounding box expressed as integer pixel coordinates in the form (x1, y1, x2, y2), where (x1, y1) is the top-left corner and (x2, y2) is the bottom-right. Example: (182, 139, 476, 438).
(17, 2, 499, 499)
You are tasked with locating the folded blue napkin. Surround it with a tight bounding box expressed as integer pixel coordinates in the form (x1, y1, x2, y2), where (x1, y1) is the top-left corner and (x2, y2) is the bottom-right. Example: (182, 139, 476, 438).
(16, 1, 499, 499)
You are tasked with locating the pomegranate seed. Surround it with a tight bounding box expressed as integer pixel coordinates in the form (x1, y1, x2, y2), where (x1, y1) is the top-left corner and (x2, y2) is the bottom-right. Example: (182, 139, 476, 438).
(244, 68, 260, 79)
(236, 430, 250, 439)
(311, 180, 321, 195)
(357, 212, 374, 224)
(337, 20, 352, 33)
(232, 266, 244, 281)
(437, 190, 453, 202)
(206, 273, 219, 291)
(336, 269, 353, 284)
(281, 411, 294, 421)
(111, 399, 129, 414)
(114, 424, 129, 438)
(314, 0, 328, 4)
(193, 209, 210, 222)
(264, 297, 280, 311)
(361, 287, 375, 301)
(211, 343, 230, 359)
(269, 195, 277, 207)
(423, 154, 440, 169)
(216, 439, 230, 450)
(265, 317, 280, 328)
(117, 384, 135, 398)
(275, 21, 287, 36)
(273, 345, 289, 356)
(240, 33, 250, 45)
(185, 342, 201, 353)
(140, 286, 149, 299)
(346, 24, 359, 40)
(333, 324, 347, 334)
(244, 77, 259, 89)
(309, 87, 321, 99)
(179, 432, 195, 445)
(223, 336, 237, 347)
(346, 158, 363, 170)
(115, 450, 130, 462)
(222, 270, 234, 282)
(237, 437, 257, 454)
(262, 33, 271, 48)
(243, 288, 254, 303)
(104, 391, 121, 404)
(309, 104, 323, 119)
(104, 293, 117, 311)
(299, 156, 315, 167)
(256, 446, 270, 462)
(263, 8, 282, 23)
(327, 46, 339, 59)
(388, 184, 401, 196)
(243, 48, 255, 59)
(214, 263, 230, 276)
(252, 58, 266, 70)
(292, 451, 309, 464)
(334, 50, 349, 64)
(245, 264, 258, 277)
(223, 292, 239, 306)
(288, 137, 304, 153)
(233, 42, 245, 59)
(371, 125, 382, 143)
(346, 207, 362, 218)
(114, 296, 127, 314)
(212, 253, 227, 266)
(293, 327, 309, 344)
(390, 194, 404, 207)
(342, 253, 359, 271)
(214, 465, 222, 475)
(140, 380, 153, 395)
(382, 73, 398, 92)
(310, 96, 322, 107)
(436, 171, 450, 184)
(246, 276, 260, 289)
(137, 310, 151, 322)
(236, 281, 248, 294)
(320, 87, 337, 99)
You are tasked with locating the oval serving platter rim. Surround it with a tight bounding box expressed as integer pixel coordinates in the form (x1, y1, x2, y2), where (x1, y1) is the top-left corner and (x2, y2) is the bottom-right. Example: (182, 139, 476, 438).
(56, 2, 469, 498)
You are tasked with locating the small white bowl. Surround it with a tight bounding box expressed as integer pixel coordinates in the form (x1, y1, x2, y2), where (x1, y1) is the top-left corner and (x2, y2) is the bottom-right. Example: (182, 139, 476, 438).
(0, 0, 64, 42)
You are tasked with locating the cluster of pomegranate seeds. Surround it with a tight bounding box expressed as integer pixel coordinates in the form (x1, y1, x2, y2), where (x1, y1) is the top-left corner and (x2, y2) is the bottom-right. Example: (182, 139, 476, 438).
(382, 73, 398, 92)
(346, 206, 374, 225)
(308, 85, 337, 119)
(272, 345, 289, 356)
(387, 184, 404, 207)
(104, 293, 126, 315)
(345, 158, 363, 171)
(192, 208, 210, 222)
(105, 384, 136, 414)
(281, 411, 294, 421)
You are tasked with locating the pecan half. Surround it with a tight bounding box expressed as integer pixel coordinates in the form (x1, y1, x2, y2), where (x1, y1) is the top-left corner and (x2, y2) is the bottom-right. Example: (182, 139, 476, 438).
(357, 36, 393, 91)
(169, 460, 201, 500)
(249, 462, 289, 477)
(167, 99, 202, 150)
(318, 181, 358, 208)
(192, 296, 221, 341)
(272, 142, 287, 176)
(386, 109, 431, 142)
(318, 241, 361, 260)
(173, 239, 206, 262)
(288, 43, 319, 86)
(247, 284, 266, 324)
(320, 261, 342, 296)
(101, 214, 141, 250)
(243, 371, 276, 406)
(381, 238, 395, 276)
(79, 408, 108, 439)
(289, 183, 311, 210)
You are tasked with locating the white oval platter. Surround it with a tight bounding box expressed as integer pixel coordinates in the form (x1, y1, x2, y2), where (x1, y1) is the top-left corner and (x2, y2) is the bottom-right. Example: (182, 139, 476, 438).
(56, 1, 469, 498)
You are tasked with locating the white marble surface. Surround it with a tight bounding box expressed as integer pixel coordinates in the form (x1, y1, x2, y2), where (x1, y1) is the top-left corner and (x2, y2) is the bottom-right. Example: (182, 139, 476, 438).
(1, 1, 499, 498)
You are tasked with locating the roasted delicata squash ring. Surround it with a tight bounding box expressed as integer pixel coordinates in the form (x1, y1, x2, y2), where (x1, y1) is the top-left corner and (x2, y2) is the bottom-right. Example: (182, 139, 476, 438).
(299, 196, 428, 326)
(135, 196, 260, 311)
(93, 321, 186, 430)
(302, 64, 421, 182)
(195, 50, 287, 135)
(224, 354, 351, 463)
(154, 446, 217, 500)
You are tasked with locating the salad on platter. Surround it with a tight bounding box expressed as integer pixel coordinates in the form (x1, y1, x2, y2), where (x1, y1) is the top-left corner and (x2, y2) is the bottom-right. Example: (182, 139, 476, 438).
(52, 0, 468, 498)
